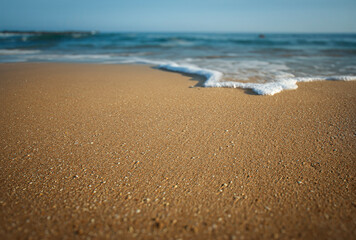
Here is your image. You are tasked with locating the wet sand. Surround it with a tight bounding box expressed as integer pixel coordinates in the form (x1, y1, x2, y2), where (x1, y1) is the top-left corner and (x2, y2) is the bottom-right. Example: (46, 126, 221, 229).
(0, 63, 355, 239)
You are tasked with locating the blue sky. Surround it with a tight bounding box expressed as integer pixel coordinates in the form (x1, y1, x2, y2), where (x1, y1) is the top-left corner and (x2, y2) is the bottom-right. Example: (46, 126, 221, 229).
(0, 0, 355, 33)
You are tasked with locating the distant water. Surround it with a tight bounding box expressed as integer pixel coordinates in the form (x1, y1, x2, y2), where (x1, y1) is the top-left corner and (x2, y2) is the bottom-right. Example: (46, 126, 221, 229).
(1, 32, 356, 95)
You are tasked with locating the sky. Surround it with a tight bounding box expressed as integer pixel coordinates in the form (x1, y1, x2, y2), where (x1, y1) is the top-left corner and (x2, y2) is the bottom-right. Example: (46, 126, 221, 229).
(0, 0, 355, 33)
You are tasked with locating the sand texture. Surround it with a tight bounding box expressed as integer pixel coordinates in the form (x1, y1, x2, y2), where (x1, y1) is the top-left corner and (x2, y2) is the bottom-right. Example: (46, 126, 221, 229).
(0, 63, 355, 239)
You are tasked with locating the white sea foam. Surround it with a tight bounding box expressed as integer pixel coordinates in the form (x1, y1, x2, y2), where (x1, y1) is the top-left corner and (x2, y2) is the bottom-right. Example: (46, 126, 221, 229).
(56, 54, 112, 60)
(295, 76, 356, 82)
(16, 53, 112, 62)
(119, 57, 167, 65)
(0, 51, 120, 63)
(153, 60, 356, 95)
(0, 49, 40, 55)
(158, 62, 223, 85)
(0, 33, 17, 37)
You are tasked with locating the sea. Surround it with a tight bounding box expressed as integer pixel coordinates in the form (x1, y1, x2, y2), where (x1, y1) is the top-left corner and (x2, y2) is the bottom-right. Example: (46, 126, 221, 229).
(1, 31, 356, 95)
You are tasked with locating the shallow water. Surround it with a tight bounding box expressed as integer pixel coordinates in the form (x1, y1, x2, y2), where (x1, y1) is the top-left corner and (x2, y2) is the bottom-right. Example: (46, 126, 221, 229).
(1, 32, 355, 94)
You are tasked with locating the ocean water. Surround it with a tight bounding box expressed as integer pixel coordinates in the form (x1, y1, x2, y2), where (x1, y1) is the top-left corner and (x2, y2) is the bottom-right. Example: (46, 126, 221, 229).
(1, 32, 356, 95)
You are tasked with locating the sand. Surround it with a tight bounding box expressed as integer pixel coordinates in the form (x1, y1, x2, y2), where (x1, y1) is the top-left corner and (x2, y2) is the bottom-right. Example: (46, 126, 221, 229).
(0, 63, 355, 240)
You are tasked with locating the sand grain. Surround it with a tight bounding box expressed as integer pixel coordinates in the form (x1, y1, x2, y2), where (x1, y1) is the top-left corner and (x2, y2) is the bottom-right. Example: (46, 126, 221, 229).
(0, 63, 355, 239)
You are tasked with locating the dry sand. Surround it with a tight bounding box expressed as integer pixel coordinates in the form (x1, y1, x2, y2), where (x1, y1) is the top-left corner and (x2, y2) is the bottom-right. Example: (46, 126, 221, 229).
(0, 63, 355, 240)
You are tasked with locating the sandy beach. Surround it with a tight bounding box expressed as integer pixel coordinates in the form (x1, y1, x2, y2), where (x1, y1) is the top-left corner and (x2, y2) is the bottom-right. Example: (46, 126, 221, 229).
(0, 63, 355, 239)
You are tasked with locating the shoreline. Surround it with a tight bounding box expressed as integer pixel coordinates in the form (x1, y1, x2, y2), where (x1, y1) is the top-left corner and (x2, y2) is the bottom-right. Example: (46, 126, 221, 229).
(2, 61, 356, 96)
(1, 63, 355, 239)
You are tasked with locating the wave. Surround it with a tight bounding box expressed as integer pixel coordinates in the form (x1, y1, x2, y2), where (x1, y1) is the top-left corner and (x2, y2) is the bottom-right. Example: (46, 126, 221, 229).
(0, 49, 41, 55)
(155, 61, 356, 95)
(2, 32, 355, 57)
(26, 33, 94, 42)
(158, 62, 223, 85)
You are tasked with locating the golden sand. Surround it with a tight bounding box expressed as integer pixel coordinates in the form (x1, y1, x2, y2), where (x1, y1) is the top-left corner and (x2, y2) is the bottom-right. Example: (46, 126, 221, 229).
(0, 63, 355, 239)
